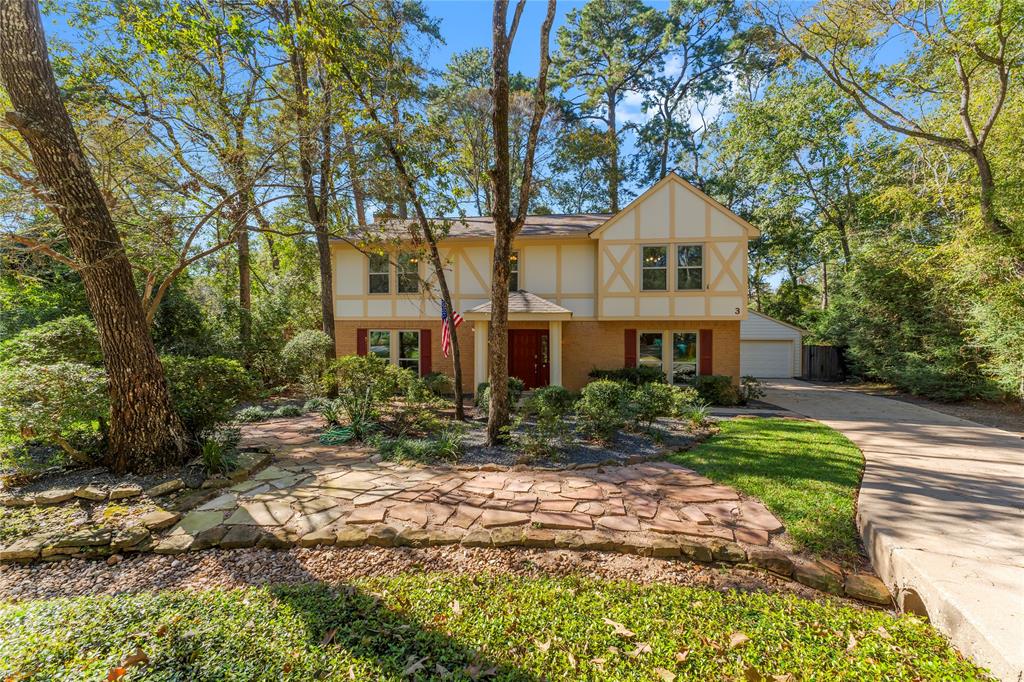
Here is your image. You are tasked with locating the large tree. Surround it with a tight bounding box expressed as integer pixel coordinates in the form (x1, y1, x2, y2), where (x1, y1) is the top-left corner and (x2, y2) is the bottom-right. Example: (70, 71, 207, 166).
(486, 0, 557, 445)
(0, 0, 188, 472)
(554, 0, 667, 212)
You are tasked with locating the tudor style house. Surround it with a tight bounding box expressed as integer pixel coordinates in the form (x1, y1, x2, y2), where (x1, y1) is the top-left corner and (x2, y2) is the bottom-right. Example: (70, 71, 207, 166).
(330, 173, 758, 392)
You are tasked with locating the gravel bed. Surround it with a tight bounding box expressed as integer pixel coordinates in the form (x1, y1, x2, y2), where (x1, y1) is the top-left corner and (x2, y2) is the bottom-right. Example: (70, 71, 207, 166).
(0, 545, 867, 607)
(459, 416, 704, 467)
(2, 465, 194, 496)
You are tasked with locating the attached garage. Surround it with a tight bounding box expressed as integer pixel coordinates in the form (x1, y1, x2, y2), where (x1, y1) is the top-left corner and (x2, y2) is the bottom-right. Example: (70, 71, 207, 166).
(740, 312, 805, 378)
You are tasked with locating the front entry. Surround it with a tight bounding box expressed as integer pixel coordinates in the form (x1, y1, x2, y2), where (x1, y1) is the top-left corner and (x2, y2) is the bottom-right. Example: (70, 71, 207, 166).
(508, 329, 550, 389)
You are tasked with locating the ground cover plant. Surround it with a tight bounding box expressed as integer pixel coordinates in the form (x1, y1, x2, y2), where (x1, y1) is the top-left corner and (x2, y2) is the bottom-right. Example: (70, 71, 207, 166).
(670, 418, 863, 559)
(0, 574, 987, 681)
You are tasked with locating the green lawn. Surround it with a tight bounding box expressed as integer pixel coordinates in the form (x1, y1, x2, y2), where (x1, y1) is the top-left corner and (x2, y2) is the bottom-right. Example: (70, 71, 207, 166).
(670, 417, 863, 559)
(0, 574, 986, 681)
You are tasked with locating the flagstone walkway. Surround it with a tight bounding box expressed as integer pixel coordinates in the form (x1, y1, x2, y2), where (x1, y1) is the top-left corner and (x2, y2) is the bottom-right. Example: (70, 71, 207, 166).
(155, 416, 787, 558)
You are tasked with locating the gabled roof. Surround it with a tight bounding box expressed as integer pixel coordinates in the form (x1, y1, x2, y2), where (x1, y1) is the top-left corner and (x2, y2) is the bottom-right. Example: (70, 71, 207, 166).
(746, 310, 808, 334)
(463, 291, 573, 320)
(335, 213, 610, 242)
(587, 172, 761, 239)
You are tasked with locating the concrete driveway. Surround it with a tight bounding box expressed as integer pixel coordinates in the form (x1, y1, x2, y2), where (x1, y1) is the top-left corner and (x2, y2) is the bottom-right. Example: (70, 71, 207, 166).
(763, 380, 1023, 681)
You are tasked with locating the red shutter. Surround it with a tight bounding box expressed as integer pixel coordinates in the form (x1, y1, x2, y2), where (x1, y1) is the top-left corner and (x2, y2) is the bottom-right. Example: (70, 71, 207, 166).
(624, 329, 637, 368)
(699, 329, 713, 375)
(356, 328, 368, 356)
(420, 329, 432, 376)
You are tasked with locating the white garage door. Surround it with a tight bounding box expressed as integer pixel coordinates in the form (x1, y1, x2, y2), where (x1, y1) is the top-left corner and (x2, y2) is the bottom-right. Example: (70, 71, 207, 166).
(741, 340, 795, 378)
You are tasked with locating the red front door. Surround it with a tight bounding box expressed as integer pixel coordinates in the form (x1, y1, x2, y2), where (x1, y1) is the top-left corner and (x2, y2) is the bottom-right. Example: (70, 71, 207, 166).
(508, 329, 550, 389)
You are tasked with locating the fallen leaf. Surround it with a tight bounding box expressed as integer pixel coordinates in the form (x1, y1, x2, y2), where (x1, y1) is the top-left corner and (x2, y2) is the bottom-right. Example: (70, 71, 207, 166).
(607, 645, 621, 656)
(155, 625, 168, 637)
(451, 600, 462, 617)
(121, 649, 149, 668)
(534, 638, 551, 653)
(434, 663, 451, 676)
(627, 642, 652, 658)
(402, 656, 428, 677)
(729, 632, 751, 650)
(567, 651, 578, 669)
(602, 617, 636, 638)
(771, 674, 795, 682)
(321, 628, 337, 646)
(655, 667, 677, 681)
(876, 626, 892, 640)
(744, 665, 765, 682)
(675, 649, 690, 662)
(846, 633, 858, 651)
(106, 668, 126, 682)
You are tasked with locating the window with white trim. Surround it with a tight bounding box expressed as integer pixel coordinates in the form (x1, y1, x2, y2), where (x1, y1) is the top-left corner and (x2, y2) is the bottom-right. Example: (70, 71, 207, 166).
(671, 332, 698, 383)
(637, 330, 699, 383)
(676, 245, 703, 291)
(368, 329, 421, 373)
(369, 330, 391, 359)
(641, 245, 667, 291)
(398, 331, 420, 373)
(397, 252, 420, 294)
(368, 253, 389, 294)
(638, 332, 663, 370)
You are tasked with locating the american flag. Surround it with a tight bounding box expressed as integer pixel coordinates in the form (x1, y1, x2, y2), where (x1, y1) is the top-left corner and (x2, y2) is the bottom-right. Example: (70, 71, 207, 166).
(440, 299, 463, 358)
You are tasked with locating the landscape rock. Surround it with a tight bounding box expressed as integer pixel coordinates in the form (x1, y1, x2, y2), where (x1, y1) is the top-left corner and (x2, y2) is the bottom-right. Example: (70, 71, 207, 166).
(299, 526, 339, 548)
(710, 541, 747, 563)
(110, 526, 152, 551)
(144, 479, 184, 498)
(365, 524, 399, 546)
(461, 529, 492, 547)
(335, 527, 369, 547)
(139, 510, 182, 531)
(0, 536, 47, 561)
(54, 527, 112, 548)
(190, 525, 228, 551)
(75, 485, 107, 501)
(34, 489, 76, 505)
(219, 525, 262, 549)
(108, 484, 143, 500)
(793, 561, 844, 595)
(845, 573, 892, 605)
(747, 548, 794, 577)
(677, 538, 713, 563)
(0, 494, 33, 507)
(153, 533, 194, 554)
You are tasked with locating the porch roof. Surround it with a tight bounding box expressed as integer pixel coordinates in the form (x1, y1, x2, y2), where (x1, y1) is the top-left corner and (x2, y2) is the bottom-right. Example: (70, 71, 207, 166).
(463, 291, 573, 321)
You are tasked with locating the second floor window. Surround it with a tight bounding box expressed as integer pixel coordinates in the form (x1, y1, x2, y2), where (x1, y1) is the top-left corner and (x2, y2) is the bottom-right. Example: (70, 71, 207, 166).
(641, 245, 667, 291)
(509, 250, 520, 291)
(677, 245, 703, 290)
(397, 252, 419, 293)
(368, 253, 389, 294)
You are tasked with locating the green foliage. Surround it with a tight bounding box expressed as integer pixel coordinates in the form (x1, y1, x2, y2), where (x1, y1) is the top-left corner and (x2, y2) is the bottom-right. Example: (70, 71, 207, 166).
(161, 356, 253, 435)
(671, 418, 864, 557)
(0, 315, 101, 366)
(200, 428, 240, 475)
(0, 362, 108, 463)
(234, 406, 271, 423)
(0, 268, 88, 342)
(588, 365, 666, 385)
(514, 386, 576, 459)
(280, 330, 334, 398)
(474, 377, 524, 410)
(372, 426, 463, 464)
(575, 379, 631, 441)
(327, 354, 408, 439)
(690, 375, 741, 406)
(420, 371, 453, 397)
(680, 400, 711, 430)
(272, 405, 303, 418)
(303, 397, 330, 413)
(740, 376, 766, 403)
(0, 577, 985, 680)
(629, 382, 677, 429)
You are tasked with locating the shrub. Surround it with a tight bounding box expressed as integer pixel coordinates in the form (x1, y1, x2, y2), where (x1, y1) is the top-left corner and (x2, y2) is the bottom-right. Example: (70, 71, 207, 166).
(235, 406, 271, 423)
(200, 428, 240, 474)
(373, 426, 463, 464)
(475, 377, 525, 409)
(575, 379, 631, 441)
(0, 361, 108, 464)
(588, 365, 666, 385)
(0, 315, 101, 366)
(739, 376, 766, 404)
(303, 397, 330, 413)
(327, 354, 407, 438)
(680, 400, 711, 430)
(630, 382, 677, 429)
(690, 375, 741, 406)
(421, 372, 453, 397)
(280, 330, 334, 397)
(272, 405, 303, 418)
(514, 386, 576, 459)
(162, 356, 254, 435)
(669, 385, 700, 412)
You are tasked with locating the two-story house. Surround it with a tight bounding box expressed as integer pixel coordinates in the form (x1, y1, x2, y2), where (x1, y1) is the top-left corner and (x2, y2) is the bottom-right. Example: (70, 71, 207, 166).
(330, 173, 758, 392)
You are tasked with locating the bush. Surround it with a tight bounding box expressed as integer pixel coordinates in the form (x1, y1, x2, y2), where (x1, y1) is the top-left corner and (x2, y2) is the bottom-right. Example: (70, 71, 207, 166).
(690, 375, 741, 406)
(680, 400, 711, 430)
(0, 361, 108, 464)
(514, 386, 576, 460)
(272, 405, 303, 418)
(588, 365, 666, 385)
(575, 380, 631, 441)
(475, 377, 525, 409)
(0, 315, 101, 366)
(373, 426, 463, 463)
(280, 330, 334, 397)
(740, 376, 766, 403)
(200, 428, 240, 474)
(303, 397, 330, 413)
(327, 354, 407, 439)
(421, 372, 453, 397)
(630, 382, 677, 429)
(162, 355, 254, 435)
(235, 406, 271, 423)
(669, 385, 700, 412)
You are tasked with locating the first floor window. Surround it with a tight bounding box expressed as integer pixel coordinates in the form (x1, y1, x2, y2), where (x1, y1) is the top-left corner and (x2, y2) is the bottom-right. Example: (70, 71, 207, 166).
(398, 331, 420, 373)
(638, 332, 663, 369)
(368, 253, 389, 293)
(676, 245, 703, 290)
(641, 245, 668, 291)
(671, 332, 698, 383)
(397, 252, 420, 293)
(369, 330, 391, 359)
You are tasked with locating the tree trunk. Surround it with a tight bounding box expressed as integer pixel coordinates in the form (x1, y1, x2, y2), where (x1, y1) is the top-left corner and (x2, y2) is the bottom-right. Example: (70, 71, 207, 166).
(820, 259, 828, 310)
(0, 0, 188, 473)
(424, 241, 465, 420)
(235, 200, 252, 350)
(607, 88, 620, 213)
(972, 147, 1011, 239)
(343, 126, 367, 227)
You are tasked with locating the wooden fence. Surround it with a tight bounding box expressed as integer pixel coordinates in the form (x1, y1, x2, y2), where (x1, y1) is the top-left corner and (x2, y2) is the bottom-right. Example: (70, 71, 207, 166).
(802, 345, 846, 382)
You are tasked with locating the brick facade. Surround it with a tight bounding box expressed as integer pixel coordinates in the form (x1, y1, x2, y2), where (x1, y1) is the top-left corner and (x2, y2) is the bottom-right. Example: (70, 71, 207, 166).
(336, 318, 740, 393)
